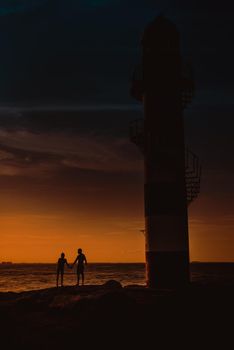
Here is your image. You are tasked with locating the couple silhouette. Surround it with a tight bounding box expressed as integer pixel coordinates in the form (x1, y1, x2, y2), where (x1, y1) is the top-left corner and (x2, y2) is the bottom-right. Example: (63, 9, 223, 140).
(56, 248, 87, 287)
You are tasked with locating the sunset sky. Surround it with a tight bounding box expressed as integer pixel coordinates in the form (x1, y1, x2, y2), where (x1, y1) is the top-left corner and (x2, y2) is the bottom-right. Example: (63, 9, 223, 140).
(0, 0, 234, 262)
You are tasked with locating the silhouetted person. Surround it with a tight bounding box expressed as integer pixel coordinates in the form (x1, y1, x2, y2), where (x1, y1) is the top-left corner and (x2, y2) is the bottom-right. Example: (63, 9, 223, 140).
(56, 252, 70, 287)
(72, 248, 87, 285)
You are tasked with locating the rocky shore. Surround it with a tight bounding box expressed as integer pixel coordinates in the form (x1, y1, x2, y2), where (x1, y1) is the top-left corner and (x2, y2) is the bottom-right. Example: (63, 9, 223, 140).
(1, 280, 233, 349)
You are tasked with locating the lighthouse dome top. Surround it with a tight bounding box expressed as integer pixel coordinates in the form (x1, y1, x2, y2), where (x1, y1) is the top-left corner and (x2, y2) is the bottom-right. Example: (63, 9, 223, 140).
(141, 15, 180, 50)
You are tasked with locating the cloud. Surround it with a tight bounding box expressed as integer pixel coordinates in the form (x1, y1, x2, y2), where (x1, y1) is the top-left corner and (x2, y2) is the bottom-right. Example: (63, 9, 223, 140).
(0, 0, 47, 16)
(0, 127, 142, 176)
(0, 149, 14, 161)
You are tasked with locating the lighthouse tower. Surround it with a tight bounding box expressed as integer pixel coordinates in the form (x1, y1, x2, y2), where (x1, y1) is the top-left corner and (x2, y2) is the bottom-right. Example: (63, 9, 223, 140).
(130, 16, 198, 288)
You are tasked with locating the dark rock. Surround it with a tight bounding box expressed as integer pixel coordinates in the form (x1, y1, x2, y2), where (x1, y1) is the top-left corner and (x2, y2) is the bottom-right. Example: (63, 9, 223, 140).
(102, 280, 122, 290)
(98, 289, 134, 305)
(1, 283, 234, 348)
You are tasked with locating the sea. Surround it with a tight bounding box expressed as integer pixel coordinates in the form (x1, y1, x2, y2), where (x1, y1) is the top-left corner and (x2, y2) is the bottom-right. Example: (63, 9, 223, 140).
(1, 263, 234, 293)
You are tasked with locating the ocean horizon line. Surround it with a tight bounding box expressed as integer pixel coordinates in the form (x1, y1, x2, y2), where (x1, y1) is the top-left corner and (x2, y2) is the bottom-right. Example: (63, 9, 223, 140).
(2, 261, 234, 265)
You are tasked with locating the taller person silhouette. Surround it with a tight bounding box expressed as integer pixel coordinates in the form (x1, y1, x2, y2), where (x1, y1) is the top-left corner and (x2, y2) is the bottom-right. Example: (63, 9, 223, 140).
(72, 248, 87, 286)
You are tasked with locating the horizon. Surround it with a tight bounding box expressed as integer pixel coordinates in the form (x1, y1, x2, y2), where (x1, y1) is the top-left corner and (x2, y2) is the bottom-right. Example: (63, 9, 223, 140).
(2, 260, 234, 264)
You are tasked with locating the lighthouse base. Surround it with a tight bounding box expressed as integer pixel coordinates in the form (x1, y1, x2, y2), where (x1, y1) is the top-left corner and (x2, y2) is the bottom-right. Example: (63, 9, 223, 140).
(146, 251, 190, 289)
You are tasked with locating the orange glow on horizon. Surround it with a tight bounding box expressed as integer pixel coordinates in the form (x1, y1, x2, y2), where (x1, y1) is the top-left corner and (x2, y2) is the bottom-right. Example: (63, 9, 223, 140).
(1, 213, 145, 263)
(1, 209, 234, 263)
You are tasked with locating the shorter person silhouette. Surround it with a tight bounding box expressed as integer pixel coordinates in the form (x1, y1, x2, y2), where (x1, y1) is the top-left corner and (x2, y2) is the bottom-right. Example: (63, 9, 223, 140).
(72, 248, 87, 286)
(56, 252, 70, 287)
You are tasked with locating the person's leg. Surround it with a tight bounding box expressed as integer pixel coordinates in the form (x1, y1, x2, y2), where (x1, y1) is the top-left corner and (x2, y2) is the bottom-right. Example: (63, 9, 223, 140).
(61, 271, 64, 286)
(77, 271, 80, 285)
(56, 270, 59, 287)
(81, 272, 84, 285)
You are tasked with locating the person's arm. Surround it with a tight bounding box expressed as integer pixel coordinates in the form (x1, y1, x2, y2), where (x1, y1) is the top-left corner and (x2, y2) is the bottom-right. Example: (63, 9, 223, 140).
(72, 256, 78, 267)
(65, 259, 70, 268)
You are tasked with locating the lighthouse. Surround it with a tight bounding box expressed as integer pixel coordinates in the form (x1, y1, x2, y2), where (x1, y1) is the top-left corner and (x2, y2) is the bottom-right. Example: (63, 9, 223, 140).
(130, 16, 199, 288)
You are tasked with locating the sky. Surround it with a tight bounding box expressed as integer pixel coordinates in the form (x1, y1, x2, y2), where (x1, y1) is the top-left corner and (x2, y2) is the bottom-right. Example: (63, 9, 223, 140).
(0, 0, 234, 262)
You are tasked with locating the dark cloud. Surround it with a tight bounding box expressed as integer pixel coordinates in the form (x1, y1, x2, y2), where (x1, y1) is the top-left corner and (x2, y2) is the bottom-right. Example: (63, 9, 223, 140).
(0, 106, 143, 133)
(0, 0, 233, 104)
(0, 106, 144, 187)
